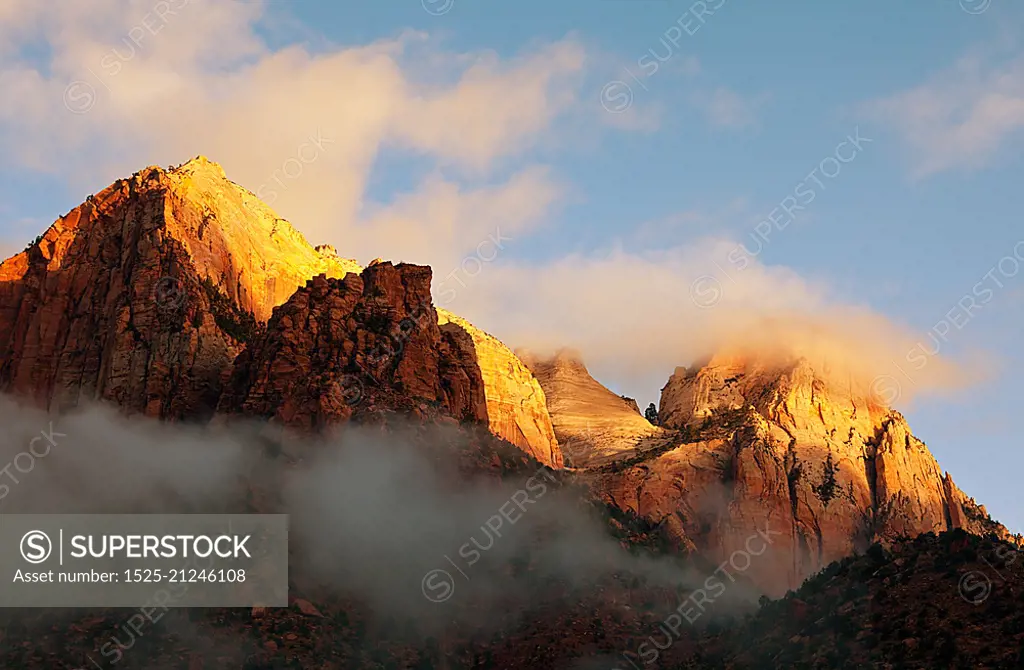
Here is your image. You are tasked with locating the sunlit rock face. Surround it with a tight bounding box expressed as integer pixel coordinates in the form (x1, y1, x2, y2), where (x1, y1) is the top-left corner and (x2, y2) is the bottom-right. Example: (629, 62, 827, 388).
(0, 155, 1011, 597)
(0, 156, 362, 418)
(589, 353, 1014, 596)
(520, 348, 667, 468)
(0, 157, 561, 465)
(438, 310, 562, 468)
(217, 266, 564, 467)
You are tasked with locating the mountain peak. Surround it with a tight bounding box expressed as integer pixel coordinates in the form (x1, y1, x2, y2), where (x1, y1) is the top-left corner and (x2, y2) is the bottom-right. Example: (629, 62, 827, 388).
(578, 348, 1018, 596)
(145, 158, 362, 320)
(0, 158, 363, 416)
(171, 155, 227, 179)
(524, 348, 668, 467)
(520, 347, 588, 374)
(661, 349, 889, 432)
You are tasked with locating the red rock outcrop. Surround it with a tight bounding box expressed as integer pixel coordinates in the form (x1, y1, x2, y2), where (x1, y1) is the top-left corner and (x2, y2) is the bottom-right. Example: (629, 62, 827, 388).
(588, 353, 1015, 595)
(0, 157, 360, 419)
(218, 263, 488, 427)
(0, 157, 562, 466)
(217, 265, 564, 468)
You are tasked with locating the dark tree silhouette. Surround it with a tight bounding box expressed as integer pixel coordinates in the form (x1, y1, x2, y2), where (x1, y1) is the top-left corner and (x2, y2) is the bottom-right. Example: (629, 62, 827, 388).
(645, 403, 659, 425)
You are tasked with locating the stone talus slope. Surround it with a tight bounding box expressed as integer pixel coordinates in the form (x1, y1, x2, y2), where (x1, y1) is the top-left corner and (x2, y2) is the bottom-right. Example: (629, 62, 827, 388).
(592, 353, 1013, 595)
(521, 348, 669, 467)
(437, 310, 562, 468)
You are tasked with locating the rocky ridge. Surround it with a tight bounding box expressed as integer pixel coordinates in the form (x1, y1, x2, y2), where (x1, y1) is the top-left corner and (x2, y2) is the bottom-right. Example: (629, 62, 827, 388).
(0, 156, 1020, 668)
(585, 352, 1015, 595)
(217, 264, 488, 432)
(217, 263, 563, 468)
(0, 157, 560, 464)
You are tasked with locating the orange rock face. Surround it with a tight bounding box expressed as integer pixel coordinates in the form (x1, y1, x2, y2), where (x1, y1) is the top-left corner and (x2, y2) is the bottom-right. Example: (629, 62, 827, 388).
(590, 353, 1014, 596)
(0, 157, 359, 419)
(438, 310, 562, 468)
(217, 268, 563, 468)
(0, 157, 562, 466)
(2, 156, 1011, 596)
(157, 156, 363, 321)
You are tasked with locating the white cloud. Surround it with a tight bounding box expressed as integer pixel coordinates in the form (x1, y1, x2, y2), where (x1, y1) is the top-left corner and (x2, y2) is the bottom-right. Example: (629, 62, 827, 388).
(866, 53, 1024, 176)
(453, 238, 980, 404)
(0, 0, 588, 269)
(0, 1, 984, 408)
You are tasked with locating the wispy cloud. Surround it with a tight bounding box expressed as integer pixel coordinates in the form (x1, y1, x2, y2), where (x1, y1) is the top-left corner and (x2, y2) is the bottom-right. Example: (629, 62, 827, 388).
(0, 0, 988, 414)
(865, 52, 1024, 177)
(0, 0, 599, 271)
(455, 238, 981, 404)
(690, 86, 770, 129)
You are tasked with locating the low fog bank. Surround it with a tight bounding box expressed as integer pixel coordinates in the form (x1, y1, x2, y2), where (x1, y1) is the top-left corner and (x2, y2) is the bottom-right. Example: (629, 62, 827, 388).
(0, 395, 771, 661)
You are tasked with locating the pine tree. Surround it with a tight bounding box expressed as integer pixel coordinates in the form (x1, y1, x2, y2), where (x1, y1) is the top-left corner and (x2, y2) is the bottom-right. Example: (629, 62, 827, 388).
(644, 403, 659, 425)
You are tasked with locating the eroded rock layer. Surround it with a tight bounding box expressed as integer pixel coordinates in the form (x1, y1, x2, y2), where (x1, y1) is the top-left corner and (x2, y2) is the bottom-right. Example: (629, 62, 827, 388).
(217, 266, 564, 467)
(0, 155, 364, 418)
(218, 264, 491, 431)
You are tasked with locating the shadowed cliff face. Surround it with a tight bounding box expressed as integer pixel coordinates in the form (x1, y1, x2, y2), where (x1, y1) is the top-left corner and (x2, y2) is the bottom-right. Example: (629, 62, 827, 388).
(218, 263, 489, 430)
(0, 156, 1013, 603)
(584, 353, 1015, 596)
(216, 265, 563, 468)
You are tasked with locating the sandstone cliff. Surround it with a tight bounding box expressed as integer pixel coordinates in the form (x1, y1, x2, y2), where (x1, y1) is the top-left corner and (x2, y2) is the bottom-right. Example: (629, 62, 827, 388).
(0, 158, 562, 466)
(217, 267, 562, 467)
(2, 155, 1011, 599)
(218, 264, 485, 426)
(589, 353, 1014, 595)
(0, 157, 359, 419)
(437, 310, 561, 468)
(521, 349, 671, 467)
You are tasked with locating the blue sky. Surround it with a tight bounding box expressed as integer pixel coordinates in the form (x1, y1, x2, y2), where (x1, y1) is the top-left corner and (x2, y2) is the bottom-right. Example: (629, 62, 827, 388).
(0, 0, 1021, 532)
